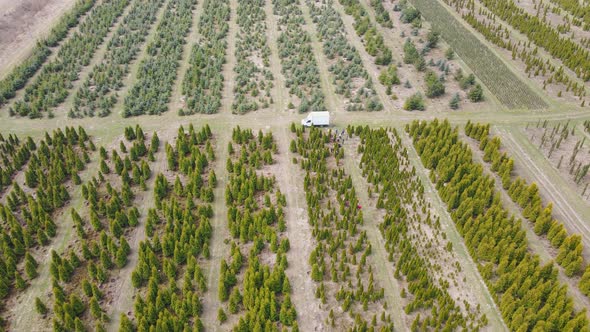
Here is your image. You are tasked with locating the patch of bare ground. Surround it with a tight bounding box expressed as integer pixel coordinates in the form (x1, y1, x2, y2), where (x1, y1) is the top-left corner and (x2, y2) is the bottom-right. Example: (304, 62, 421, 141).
(0, 0, 77, 77)
(526, 123, 590, 202)
(461, 130, 590, 321)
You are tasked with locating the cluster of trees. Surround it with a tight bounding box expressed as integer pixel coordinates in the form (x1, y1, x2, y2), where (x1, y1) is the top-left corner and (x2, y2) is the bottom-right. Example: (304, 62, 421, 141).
(49, 125, 155, 331)
(408, 119, 588, 331)
(0, 134, 36, 194)
(9, 0, 130, 119)
(219, 127, 297, 330)
(478, 0, 590, 81)
(291, 126, 393, 330)
(549, 0, 589, 29)
(123, 0, 195, 117)
(446, 0, 587, 105)
(352, 126, 485, 330)
(180, 0, 230, 115)
(231, 0, 272, 114)
(340, 0, 392, 66)
(274, 0, 326, 113)
(125, 125, 213, 330)
(465, 122, 587, 283)
(0, 0, 96, 108)
(0, 127, 92, 327)
(69, 0, 165, 118)
(309, 1, 382, 112)
(369, 0, 392, 28)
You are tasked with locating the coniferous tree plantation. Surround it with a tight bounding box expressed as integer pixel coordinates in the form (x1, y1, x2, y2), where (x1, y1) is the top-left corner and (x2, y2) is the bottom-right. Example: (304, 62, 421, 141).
(3, 0, 590, 328)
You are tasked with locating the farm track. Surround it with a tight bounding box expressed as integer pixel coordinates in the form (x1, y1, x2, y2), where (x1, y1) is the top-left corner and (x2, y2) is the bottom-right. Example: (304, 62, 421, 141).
(461, 131, 590, 319)
(5, 148, 102, 331)
(219, 0, 239, 115)
(274, 126, 326, 331)
(201, 127, 230, 332)
(169, 0, 206, 113)
(399, 128, 508, 331)
(497, 126, 590, 261)
(299, 0, 343, 114)
(104, 132, 168, 330)
(341, 142, 409, 330)
(264, 0, 289, 112)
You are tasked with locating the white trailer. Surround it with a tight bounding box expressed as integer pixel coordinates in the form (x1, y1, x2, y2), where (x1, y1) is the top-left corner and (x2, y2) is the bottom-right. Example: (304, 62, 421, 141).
(301, 111, 330, 127)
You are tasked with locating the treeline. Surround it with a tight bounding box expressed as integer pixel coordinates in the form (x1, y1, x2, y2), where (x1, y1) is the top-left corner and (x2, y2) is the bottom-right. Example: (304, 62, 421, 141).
(0, 0, 96, 108)
(124, 124, 214, 330)
(0, 127, 93, 328)
(308, 0, 382, 112)
(218, 127, 297, 330)
(123, 0, 195, 117)
(70, 0, 165, 118)
(408, 119, 588, 331)
(10, 0, 131, 118)
(48, 125, 156, 331)
(465, 122, 589, 292)
(231, 0, 273, 114)
(352, 126, 486, 330)
(273, 0, 326, 113)
(291, 125, 393, 330)
(180, 0, 230, 115)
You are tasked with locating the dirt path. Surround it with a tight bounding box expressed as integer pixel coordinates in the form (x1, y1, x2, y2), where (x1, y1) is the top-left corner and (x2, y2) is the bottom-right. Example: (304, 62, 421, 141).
(264, 0, 289, 113)
(219, 0, 239, 114)
(340, 142, 409, 330)
(497, 126, 590, 261)
(274, 126, 326, 331)
(299, 0, 343, 114)
(400, 129, 508, 331)
(103, 132, 168, 329)
(168, 0, 205, 113)
(461, 131, 590, 319)
(201, 126, 231, 331)
(5, 147, 102, 331)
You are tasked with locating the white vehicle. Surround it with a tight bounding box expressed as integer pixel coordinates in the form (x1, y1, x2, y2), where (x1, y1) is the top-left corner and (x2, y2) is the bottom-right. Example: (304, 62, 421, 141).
(301, 111, 330, 127)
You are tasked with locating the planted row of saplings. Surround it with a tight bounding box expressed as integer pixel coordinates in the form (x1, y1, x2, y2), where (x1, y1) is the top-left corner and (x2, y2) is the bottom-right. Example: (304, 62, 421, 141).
(123, 0, 195, 117)
(273, 0, 326, 113)
(69, 0, 165, 118)
(291, 124, 393, 330)
(180, 0, 230, 115)
(0, 126, 94, 330)
(123, 124, 215, 330)
(464, 121, 590, 296)
(10, 0, 131, 119)
(351, 125, 487, 330)
(308, 0, 382, 112)
(0, 0, 96, 108)
(408, 119, 588, 331)
(44, 125, 156, 331)
(217, 127, 297, 330)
